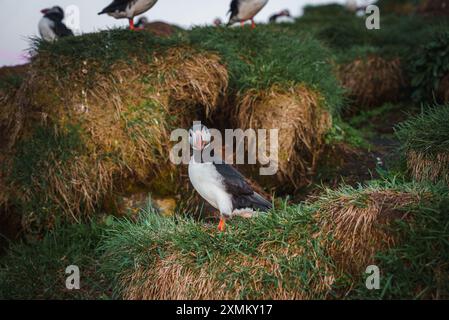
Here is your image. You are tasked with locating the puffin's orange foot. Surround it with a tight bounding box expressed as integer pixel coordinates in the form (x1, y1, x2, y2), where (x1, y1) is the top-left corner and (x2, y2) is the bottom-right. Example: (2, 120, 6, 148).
(218, 217, 226, 232)
(251, 19, 256, 29)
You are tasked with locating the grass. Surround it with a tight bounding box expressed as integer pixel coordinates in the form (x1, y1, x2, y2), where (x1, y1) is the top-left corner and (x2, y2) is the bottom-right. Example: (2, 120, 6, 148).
(32, 26, 343, 114)
(0, 221, 111, 299)
(97, 179, 449, 299)
(99, 198, 343, 299)
(396, 105, 449, 155)
(349, 183, 449, 299)
(1, 179, 448, 299)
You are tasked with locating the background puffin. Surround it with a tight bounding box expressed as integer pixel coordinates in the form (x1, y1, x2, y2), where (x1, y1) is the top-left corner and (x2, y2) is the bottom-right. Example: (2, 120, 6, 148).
(227, 0, 269, 29)
(98, 0, 158, 30)
(188, 124, 272, 232)
(135, 16, 149, 29)
(38, 6, 74, 42)
(269, 9, 292, 23)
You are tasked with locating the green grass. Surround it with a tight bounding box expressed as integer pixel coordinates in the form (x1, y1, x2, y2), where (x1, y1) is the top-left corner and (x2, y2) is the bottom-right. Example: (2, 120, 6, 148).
(1, 180, 448, 299)
(99, 199, 344, 299)
(0, 221, 111, 299)
(32, 26, 343, 114)
(396, 105, 449, 155)
(98, 179, 449, 299)
(5, 124, 87, 233)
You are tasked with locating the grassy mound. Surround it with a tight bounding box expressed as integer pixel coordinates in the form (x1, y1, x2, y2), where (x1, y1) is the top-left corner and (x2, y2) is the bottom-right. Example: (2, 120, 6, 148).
(0, 26, 345, 232)
(338, 56, 406, 110)
(99, 180, 448, 299)
(1, 30, 228, 233)
(235, 84, 332, 190)
(396, 105, 449, 184)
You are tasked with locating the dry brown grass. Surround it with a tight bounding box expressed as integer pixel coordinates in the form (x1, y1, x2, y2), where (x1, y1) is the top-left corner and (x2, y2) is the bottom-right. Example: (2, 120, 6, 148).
(1, 47, 228, 230)
(235, 84, 332, 190)
(338, 56, 406, 110)
(407, 150, 449, 185)
(121, 242, 335, 300)
(152, 48, 228, 119)
(317, 190, 421, 274)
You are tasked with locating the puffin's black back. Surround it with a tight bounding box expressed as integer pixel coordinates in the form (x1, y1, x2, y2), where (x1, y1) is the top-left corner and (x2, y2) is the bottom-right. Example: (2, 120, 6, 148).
(214, 163, 272, 211)
(53, 22, 74, 38)
(98, 0, 131, 15)
(45, 7, 74, 38)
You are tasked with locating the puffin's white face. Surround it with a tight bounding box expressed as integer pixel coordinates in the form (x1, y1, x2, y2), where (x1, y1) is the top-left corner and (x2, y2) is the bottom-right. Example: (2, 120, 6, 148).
(189, 125, 211, 151)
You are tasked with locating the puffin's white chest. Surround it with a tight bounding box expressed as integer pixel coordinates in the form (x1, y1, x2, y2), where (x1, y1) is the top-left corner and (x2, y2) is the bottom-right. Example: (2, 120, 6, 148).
(38, 17, 56, 42)
(188, 160, 233, 215)
(109, 0, 158, 18)
(238, 0, 268, 20)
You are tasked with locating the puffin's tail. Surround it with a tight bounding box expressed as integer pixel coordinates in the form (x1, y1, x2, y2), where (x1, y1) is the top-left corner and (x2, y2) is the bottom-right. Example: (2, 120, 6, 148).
(249, 192, 272, 212)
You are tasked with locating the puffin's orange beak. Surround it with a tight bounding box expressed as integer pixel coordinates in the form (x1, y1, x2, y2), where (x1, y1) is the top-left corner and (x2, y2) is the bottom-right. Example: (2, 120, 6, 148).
(41, 8, 50, 14)
(218, 217, 226, 232)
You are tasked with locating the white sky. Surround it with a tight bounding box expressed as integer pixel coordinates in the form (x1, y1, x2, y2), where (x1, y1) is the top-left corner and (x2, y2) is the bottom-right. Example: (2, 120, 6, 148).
(0, 0, 366, 67)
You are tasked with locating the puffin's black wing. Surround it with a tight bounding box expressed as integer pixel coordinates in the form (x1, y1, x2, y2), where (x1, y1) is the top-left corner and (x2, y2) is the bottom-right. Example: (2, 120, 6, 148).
(53, 22, 74, 38)
(214, 163, 253, 196)
(98, 0, 130, 15)
(214, 163, 272, 211)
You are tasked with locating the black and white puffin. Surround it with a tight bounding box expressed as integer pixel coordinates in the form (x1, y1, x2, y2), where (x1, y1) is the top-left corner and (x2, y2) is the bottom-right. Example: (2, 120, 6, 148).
(135, 16, 149, 29)
(269, 9, 292, 23)
(188, 124, 272, 232)
(227, 0, 269, 29)
(38, 6, 74, 42)
(98, 0, 158, 30)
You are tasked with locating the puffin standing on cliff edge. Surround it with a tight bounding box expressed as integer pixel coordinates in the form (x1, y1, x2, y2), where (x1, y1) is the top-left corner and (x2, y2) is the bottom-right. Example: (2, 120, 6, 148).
(98, 0, 158, 30)
(38, 6, 74, 42)
(227, 0, 269, 29)
(188, 124, 272, 232)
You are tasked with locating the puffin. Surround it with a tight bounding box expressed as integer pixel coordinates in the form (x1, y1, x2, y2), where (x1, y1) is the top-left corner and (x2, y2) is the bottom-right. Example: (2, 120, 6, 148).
(38, 6, 74, 42)
(227, 0, 269, 29)
(188, 124, 272, 232)
(98, 0, 158, 30)
(135, 16, 149, 29)
(268, 9, 292, 23)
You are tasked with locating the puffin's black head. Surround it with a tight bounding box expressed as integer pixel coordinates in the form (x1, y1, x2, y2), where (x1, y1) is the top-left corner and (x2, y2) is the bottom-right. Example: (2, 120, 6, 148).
(189, 124, 211, 151)
(280, 9, 291, 17)
(41, 6, 64, 21)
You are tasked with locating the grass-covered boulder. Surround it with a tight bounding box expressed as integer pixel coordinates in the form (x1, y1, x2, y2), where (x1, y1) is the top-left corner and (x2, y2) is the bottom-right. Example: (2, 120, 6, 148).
(396, 105, 449, 185)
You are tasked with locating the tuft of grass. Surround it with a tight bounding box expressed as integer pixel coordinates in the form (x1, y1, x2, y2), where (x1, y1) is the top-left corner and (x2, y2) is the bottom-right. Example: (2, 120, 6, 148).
(396, 105, 449, 156)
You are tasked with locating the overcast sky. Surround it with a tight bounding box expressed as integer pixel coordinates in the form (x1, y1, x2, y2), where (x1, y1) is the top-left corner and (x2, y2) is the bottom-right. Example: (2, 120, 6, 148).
(0, 0, 370, 67)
